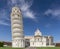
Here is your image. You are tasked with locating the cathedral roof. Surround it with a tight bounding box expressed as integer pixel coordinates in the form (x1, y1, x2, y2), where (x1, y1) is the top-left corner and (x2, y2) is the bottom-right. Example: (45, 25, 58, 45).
(34, 29, 42, 36)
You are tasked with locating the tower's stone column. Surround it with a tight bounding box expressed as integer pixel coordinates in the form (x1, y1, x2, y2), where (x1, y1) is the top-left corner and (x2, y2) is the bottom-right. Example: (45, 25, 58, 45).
(11, 7, 25, 48)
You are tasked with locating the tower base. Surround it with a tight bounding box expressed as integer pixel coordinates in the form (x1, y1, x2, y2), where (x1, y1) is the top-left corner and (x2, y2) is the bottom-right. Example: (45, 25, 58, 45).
(12, 39, 25, 48)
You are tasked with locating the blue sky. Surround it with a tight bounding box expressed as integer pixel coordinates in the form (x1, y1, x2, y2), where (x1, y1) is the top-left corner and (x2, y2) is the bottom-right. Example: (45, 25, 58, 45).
(0, 0, 60, 43)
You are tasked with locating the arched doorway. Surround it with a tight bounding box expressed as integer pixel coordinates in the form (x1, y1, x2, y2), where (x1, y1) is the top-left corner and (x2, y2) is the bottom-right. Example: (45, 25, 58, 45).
(25, 39, 30, 47)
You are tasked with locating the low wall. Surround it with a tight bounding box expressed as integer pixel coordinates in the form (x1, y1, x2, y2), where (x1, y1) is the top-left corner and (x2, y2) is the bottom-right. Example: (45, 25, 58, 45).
(56, 43, 60, 47)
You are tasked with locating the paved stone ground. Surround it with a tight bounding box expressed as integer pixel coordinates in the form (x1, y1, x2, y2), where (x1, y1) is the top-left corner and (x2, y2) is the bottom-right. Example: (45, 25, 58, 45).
(25, 47, 36, 49)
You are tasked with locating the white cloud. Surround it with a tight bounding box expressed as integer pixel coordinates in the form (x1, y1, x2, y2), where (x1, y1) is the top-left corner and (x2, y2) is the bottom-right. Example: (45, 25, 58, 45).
(0, 9, 10, 26)
(11, 0, 17, 4)
(45, 23, 51, 28)
(23, 10, 35, 19)
(0, 21, 9, 26)
(44, 9, 53, 16)
(21, 4, 29, 11)
(44, 9, 60, 19)
(0, 10, 7, 19)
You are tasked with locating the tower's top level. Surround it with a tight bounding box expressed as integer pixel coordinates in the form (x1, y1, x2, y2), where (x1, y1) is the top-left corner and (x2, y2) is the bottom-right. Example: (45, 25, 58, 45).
(11, 7, 21, 13)
(11, 7, 22, 16)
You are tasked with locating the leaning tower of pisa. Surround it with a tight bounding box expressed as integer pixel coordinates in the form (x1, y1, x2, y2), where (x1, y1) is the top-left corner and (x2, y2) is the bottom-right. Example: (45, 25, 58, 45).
(11, 7, 25, 48)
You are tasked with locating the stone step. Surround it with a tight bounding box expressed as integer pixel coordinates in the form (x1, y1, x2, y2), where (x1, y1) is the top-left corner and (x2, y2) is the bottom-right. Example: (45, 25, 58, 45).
(25, 47, 36, 49)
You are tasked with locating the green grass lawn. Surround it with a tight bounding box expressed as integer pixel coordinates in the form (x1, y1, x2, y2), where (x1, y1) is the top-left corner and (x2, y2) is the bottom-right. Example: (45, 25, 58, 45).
(0, 47, 60, 49)
(37, 47, 60, 49)
(0, 47, 24, 49)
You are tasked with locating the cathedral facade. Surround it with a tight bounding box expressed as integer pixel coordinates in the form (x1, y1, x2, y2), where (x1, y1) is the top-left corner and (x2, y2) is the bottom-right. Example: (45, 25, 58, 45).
(25, 29, 55, 47)
(11, 7, 55, 48)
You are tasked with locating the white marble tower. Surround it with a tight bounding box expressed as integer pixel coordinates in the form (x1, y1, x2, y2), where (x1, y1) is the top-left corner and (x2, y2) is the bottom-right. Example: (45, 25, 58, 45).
(11, 7, 25, 48)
